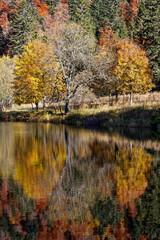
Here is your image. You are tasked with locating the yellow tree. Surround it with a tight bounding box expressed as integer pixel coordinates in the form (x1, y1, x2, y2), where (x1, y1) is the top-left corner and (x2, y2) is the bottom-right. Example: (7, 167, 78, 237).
(14, 39, 64, 110)
(111, 40, 153, 105)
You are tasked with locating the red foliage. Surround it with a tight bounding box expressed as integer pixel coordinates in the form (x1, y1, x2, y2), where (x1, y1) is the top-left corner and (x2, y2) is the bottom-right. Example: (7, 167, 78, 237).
(0, 0, 10, 35)
(33, 0, 50, 18)
(99, 24, 118, 50)
(120, 0, 140, 27)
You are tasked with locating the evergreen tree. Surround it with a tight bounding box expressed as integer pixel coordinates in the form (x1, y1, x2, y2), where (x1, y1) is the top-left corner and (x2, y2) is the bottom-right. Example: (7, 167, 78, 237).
(0, 27, 5, 56)
(68, 0, 94, 32)
(9, 0, 39, 56)
(91, 0, 128, 39)
(135, 0, 160, 88)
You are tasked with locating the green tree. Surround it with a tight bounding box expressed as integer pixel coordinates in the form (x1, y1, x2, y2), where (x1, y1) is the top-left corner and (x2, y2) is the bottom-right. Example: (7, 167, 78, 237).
(91, 0, 127, 39)
(9, 0, 39, 56)
(68, 0, 94, 32)
(91, 197, 123, 237)
(135, 0, 160, 88)
(134, 160, 160, 240)
(0, 26, 5, 56)
(0, 55, 16, 110)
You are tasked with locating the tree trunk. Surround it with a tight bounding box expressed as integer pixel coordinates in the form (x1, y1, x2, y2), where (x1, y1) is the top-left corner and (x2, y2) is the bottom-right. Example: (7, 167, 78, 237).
(65, 100, 70, 114)
(43, 99, 45, 110)
(35, 102, 39, 111)
(130, 92, 132, 106)
(116, 90, 118, 102)
(31, 103, 34, 110)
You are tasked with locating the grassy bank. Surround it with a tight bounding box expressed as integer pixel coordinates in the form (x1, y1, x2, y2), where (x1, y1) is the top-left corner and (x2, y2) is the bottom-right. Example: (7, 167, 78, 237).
(0, 103, 160, 130)
(0, 92, 160, 129)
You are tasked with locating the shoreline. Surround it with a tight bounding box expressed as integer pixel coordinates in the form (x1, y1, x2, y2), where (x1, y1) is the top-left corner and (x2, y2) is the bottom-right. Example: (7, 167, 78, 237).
(0, 106, 160, 130)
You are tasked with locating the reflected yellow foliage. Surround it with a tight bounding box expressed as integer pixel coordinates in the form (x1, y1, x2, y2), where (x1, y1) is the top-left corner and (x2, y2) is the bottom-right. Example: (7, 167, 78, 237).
(114, 147, 153, 215)
(14, 131, 66, 200)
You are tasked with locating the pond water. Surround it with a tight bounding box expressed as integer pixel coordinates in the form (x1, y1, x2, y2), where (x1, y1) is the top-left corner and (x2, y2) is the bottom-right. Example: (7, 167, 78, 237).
(0, 122, 159, 240)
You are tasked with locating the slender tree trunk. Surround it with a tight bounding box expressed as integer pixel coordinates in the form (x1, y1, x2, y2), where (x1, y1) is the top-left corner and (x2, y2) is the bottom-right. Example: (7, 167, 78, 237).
(35, 102, 39, 111)
(130, 92, 132, 106)
(65, 99, 70, 114)
(116, 90, 118, 102)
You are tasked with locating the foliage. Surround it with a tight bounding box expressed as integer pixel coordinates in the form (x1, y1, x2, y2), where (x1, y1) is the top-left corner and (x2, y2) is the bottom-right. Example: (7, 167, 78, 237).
(135, 0, 160, 88)
(89, 51, 115, 96)
(9, 0, 39, 56)
(114, 147, 153, 216)
(0, 55, 16, 110)
(51, 21, 96, 113)
(13, 124, 66, 200)
(90, 0, 127, 39)
(111, 39, 153, 104)
(0, 0, 10, 36)
(134, 159, 160, 240)
(91, 196, 123, 237)
(13, 39, 64, 107)
(68, 0, 94, 32)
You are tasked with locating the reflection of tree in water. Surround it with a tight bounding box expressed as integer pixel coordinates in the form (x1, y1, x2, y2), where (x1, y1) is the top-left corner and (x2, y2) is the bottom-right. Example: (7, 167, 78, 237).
(133, 159, 160, 240)
(114, 147, 153, 217)
(13, 124, 66, 200)
(91, 196, 123, 238)
(0, 123, 158, 239)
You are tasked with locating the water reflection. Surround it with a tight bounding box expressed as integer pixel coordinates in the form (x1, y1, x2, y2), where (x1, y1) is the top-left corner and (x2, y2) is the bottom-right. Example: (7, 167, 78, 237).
(0, 122, 159, 239)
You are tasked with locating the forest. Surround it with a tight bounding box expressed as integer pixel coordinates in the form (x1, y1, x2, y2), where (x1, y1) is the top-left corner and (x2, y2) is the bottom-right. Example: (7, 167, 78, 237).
(0, 0, 159, 113)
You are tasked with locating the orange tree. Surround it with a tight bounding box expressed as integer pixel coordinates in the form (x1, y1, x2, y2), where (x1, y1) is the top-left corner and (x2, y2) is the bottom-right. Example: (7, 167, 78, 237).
(111, 39, 153, 105)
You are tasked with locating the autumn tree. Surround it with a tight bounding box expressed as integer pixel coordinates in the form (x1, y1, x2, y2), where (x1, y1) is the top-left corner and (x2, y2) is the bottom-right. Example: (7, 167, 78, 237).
(111, 40, 153, 105)
(88, 51, 115, 97)
(50, 22, 96, 113)
(14, 39, 63, 110)
(0, 55, 16, 111)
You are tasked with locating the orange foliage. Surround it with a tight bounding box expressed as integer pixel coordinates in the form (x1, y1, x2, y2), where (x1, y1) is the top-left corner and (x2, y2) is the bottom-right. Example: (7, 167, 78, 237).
(114, 147, 153, 218)
(33, 0, 49, 18)
(99, 24, 118, 50)
(120, 0, 140, 26)
(0, 0, 9, 35)
(103, 219, 132, 240)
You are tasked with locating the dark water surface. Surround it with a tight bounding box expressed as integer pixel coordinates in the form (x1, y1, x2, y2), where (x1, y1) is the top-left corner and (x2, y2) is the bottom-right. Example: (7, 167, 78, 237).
(0, 122, 159, 240)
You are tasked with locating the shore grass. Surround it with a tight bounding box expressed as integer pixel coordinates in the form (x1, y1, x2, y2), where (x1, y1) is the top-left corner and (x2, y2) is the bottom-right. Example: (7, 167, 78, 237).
(0, 92, 160, 129)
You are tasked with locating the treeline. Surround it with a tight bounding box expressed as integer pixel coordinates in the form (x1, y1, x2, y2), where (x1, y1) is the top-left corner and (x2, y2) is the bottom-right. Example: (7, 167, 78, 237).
(0, 0, 159, 112)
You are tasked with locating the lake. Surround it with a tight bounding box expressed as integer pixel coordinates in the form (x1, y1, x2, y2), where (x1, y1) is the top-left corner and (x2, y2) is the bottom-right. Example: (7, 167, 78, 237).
(0, 122, 159, 239)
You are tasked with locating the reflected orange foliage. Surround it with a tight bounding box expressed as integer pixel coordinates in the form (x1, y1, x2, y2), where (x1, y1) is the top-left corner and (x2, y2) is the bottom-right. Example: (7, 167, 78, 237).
(103, 219, 132, 240)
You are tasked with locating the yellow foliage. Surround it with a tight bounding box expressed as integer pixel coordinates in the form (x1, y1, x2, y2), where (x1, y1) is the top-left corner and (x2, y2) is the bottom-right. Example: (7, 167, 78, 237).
(111, 40, 154, 94)
(13, 39, 65, 105)
(14, 136, 66, 200)
(114, 147, 153, 214)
